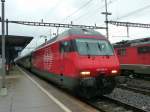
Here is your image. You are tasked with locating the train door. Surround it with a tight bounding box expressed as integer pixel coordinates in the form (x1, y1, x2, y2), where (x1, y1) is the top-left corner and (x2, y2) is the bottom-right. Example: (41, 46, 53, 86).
(60, 41, 67, 85)
(60, 41, 72, 85)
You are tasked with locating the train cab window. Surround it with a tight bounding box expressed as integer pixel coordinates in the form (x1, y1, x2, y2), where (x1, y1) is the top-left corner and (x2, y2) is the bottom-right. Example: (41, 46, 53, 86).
(138, 46, 150, 54)
(60, 41, 74, 53)
(117, 48, 126, 56)
(75, 38, 114, 56)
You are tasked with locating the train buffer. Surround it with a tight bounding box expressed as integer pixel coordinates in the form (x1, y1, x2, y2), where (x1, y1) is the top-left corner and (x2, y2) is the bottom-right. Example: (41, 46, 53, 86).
(0, 66, 97, 112)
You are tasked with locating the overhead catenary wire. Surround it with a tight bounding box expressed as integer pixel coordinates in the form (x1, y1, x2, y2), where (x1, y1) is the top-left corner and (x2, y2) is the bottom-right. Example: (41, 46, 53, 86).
(71, 0, 150, 24)
(108, 2, 150, 39)
(112, 4, 150, 21)
(72, 0, 119, 23)
(61, 0, 94, 23)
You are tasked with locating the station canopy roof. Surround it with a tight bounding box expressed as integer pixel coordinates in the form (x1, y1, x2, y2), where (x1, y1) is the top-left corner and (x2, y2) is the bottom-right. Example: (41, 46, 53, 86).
(0, 35, 33, 64)
(0, 35, 33, 48)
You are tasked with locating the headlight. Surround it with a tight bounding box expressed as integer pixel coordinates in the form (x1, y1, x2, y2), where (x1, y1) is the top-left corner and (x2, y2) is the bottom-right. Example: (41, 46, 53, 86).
(111, 70, 118, 74)
(80, 71, 91, 76)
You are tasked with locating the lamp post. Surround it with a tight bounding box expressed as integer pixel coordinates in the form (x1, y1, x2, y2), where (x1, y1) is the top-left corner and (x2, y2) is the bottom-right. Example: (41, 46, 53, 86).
(0, 0, 7, 96)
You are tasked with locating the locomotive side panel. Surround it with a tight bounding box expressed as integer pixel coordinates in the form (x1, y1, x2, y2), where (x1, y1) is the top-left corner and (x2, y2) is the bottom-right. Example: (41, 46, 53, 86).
(31, 43, 62, 84)
(137, 44, 150, 65)
(116, 47, 138, 64)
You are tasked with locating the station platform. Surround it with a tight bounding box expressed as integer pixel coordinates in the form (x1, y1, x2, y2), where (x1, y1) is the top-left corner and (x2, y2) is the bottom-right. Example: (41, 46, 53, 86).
(0, 66, 98, 112)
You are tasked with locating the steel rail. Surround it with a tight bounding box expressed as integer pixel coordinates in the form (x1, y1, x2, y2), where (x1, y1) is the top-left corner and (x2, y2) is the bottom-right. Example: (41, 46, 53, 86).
(84, 95, 147, 112)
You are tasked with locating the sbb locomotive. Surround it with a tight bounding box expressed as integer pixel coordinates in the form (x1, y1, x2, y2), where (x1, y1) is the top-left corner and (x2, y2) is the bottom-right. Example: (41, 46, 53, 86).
(114, 37, 150, 77)
(17, 28, 120, 98)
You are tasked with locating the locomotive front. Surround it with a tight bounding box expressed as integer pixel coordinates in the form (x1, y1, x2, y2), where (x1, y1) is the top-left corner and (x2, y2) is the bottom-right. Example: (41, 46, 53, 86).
(72, 37, 120, 97)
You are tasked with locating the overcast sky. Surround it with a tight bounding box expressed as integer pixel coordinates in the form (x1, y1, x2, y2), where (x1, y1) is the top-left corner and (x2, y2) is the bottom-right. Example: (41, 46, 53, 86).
(0, 0, 150, 55)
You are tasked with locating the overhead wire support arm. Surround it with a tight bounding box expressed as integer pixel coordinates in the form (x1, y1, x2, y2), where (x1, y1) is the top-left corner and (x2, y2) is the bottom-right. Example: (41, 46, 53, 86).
(101, 0, 112, 39)
(3, 20, 106, 29)
(108, 21, 150, 28)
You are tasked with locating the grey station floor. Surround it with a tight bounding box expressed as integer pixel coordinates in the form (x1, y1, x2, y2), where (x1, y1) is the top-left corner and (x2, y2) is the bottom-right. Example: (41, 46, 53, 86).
(0, 66, 98, 112)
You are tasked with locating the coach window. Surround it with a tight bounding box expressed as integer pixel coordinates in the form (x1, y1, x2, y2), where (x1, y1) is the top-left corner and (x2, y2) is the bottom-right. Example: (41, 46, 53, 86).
(138, 46, 150, 54)
(117, 48, 126, 56)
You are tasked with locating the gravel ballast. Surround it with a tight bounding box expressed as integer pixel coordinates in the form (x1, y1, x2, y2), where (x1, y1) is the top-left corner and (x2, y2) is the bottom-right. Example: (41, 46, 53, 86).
(106, 88, 150, 112)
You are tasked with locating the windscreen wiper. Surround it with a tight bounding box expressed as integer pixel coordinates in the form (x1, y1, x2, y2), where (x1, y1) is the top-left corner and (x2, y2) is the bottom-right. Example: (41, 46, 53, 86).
(86, 42, 91, 58)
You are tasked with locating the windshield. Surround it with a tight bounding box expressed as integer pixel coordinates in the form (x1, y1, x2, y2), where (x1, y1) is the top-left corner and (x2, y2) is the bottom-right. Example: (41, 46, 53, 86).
(75, 38, 114, 56)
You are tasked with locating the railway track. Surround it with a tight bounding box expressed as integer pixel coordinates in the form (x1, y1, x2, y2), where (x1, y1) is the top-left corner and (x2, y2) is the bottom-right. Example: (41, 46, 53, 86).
(116, 75, 150, 84)
(85, 96, 147, 112)
(116, 76, 150, 96)
(133, 76, 150, 82)
(117, 84, 150, 96)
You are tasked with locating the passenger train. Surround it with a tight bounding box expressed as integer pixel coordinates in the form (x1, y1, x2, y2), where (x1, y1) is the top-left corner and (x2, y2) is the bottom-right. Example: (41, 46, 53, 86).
(16, 28, 120, 98)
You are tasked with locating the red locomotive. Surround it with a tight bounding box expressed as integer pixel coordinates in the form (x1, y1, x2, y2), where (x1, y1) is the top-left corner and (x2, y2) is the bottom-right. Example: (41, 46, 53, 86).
(17, 28, 120, 98)
(114, 37, 150, 77)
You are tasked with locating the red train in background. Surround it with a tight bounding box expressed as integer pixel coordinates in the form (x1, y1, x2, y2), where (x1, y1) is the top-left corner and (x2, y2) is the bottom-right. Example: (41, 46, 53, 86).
(114, 37, 150, 77)
(16, 28, 120, 98)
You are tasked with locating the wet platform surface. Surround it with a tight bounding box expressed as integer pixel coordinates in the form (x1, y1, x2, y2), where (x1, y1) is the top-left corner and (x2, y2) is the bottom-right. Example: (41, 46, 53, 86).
(0, 66, 98, 112)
